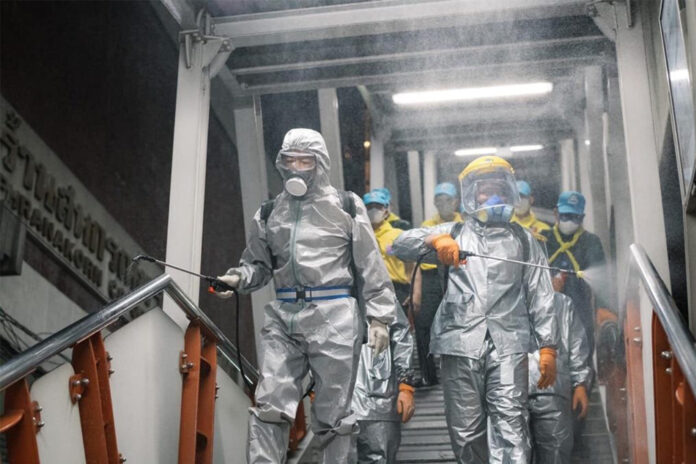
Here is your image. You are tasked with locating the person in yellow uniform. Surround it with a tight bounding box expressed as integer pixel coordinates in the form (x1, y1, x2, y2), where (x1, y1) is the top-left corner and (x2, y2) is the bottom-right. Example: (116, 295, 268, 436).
(364, 190, 414, 311)
(511, 180, 551, 241)
(373, 187, 412, 230)
(413, 182, 463, 386)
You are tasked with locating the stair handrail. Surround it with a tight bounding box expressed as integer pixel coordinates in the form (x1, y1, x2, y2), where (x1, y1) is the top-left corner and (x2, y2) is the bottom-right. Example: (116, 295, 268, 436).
(0, 273, 258, 391)
(629, 243, 696, 397)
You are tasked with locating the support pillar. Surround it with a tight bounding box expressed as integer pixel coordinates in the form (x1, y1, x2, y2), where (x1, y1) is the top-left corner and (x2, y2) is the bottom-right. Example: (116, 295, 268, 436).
(560, 139, 577, 191)
(612, 4, 671, 461)
(423, 151, 437, 222)
(318, 88, 344, 190)
(369, 135, 385, 191)
(407, 150, 424, 227)
(164, 36, 226, 327)
(233, 96, 273, 357)
(584, 66, 611, 252)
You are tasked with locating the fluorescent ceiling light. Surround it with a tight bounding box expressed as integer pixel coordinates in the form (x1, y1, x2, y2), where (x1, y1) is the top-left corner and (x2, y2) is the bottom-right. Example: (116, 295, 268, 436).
(510, 144, 544, 152)
(455, 144, 544, 156)
(393, 82, 553, 105)
(455, 147, 498, 157)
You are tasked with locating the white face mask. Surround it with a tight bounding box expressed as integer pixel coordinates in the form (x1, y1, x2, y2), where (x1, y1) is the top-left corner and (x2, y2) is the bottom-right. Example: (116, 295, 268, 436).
(515, 198, 531, 216)
(558, 220, 580, 235)
(284, 177, 308, 197)
(368, 208, 387, 225)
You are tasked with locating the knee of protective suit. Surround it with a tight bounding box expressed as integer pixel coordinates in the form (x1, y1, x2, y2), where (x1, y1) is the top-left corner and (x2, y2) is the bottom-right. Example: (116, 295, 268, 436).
(250, 403, 295, 424)
(312, 412, 358, 439)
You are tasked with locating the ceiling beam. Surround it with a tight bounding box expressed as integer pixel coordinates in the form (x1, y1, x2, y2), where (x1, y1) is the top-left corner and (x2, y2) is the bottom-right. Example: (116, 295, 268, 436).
(233, 56, 602, 96)
(212, 0, 587, 47)
(229, 36, 608, 76)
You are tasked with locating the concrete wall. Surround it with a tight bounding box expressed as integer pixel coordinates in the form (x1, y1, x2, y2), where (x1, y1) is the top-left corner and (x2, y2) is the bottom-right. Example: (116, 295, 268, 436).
(0, 1, 255, 361)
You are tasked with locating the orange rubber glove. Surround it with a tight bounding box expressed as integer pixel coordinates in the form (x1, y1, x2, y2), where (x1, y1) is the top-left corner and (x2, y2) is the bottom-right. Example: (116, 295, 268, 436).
(537, 347, 557, 389)
(572, 385, 588, 419)
(397, 383, 415, 423)
(430, 234, 462, 268)
(596, 308, 618, 327)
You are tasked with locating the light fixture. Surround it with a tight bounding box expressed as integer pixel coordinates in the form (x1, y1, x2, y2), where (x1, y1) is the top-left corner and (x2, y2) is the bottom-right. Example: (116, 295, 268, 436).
(455, 144, 544, 157)
(510, 144, 544, 152)
(584, 139, 591, 146)
(363, 140, 371, 149)
(393, 82, 553, 105)
(454, 147, 498, 157)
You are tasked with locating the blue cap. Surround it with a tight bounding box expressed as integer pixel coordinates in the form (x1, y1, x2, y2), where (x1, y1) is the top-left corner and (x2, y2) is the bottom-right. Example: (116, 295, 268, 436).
(517, 180, 531, 197)
(557, 191, 585, 215)
(363, 190, 389, 207)
(373, 188, 391, 203)
(434, 182, 457, 198)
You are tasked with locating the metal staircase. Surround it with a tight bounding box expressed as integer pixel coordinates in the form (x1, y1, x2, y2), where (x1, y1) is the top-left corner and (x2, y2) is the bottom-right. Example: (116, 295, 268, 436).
(398, 382, 455, 463)
(0, 274, 257, 464)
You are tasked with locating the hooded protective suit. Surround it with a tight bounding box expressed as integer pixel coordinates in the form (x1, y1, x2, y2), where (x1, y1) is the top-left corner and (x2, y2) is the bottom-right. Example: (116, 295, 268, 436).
(489, 293, 592, 463)
(232, 129, 396, 463)
(391, 218, 557, 463)
(352, 305, 414, 463)
(527, 293, 592, 464)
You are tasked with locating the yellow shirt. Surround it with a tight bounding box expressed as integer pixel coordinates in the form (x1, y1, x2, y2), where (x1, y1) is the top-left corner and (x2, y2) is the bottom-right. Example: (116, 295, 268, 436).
(511, 211, 551, 241)
(420, 213, 464, 270)
(387, 212, 401, 223)
(374, 221, 410, 284)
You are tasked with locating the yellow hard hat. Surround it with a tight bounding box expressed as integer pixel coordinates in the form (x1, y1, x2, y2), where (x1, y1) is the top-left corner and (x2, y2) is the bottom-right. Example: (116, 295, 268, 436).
(458, 155, 514, 181)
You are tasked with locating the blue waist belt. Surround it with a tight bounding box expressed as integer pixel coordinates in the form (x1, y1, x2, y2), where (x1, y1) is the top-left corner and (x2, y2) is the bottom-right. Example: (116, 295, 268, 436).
(276, 285, 352, 302)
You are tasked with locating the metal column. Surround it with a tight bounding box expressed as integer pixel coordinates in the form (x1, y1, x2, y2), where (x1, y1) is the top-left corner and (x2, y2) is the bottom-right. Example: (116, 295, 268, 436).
(613, 4, 670, 460)
(584, 66, 610, 252)
(164, 36, 226, 327)
(560, 139, 577, 191)
(233, 96, 274, 356)
(407, 150, 424, 227)
(369, 134, 385, 191)
(318, 88, 345, 190)
(423, 151, 437, 222)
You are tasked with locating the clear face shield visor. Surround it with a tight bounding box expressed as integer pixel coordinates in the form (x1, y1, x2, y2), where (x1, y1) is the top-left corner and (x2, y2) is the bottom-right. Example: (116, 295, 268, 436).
(460, 171, 519, 222)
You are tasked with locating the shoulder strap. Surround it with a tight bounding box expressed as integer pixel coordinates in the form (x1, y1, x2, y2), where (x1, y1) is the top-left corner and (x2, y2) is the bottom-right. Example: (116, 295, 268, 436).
(259, 199, 277, 269)
(338, 190, 356, 218)
(260, 199, 275, 222)
(442, 222, 466, 293)
(508, 222, 530, 263)
(449, 221, 465, 239)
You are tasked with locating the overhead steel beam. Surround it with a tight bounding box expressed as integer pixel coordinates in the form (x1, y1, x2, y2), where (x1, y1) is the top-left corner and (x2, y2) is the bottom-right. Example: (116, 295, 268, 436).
(389, 129, 572, 152)
(229, 36, 608, 76)
(212, 0, 587, 47)
(389, 100, 567, 131)
(234, 56, 602, 96)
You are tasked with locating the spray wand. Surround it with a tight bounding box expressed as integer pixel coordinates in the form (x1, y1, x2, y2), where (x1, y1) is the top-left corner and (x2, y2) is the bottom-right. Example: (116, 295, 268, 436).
(130, 255, 237, 293)
(128, 255, 254, 392)
(458, 250, 582, 277)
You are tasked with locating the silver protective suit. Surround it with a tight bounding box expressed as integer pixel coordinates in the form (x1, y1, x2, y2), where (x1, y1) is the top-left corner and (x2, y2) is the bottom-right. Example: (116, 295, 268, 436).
(352, 306, 414, 463)
(234, 129, 397, 463)
(527, 293, 592, 464)
(391, 219, 558, 463)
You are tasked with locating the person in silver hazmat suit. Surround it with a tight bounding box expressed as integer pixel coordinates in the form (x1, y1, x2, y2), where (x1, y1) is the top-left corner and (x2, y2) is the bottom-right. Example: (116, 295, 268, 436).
(215, 128, 396, 463)
(351, 304, 416, 463)
(527, 292, 592, 464)
(390, 155, 559, 463)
